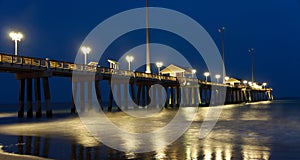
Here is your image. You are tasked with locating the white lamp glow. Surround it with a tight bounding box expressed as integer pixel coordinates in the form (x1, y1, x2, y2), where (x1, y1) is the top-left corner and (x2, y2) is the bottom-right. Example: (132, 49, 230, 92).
(204, 72, 210, 82)
(156, 62, 163, 75)
(81, 46, 91, 65)
(126, 55, 134, 71)
(9, 31, 23, 56)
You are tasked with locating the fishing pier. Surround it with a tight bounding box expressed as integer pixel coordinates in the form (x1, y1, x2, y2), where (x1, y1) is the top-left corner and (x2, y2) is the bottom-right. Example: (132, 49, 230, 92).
(0, 52, 273, 118)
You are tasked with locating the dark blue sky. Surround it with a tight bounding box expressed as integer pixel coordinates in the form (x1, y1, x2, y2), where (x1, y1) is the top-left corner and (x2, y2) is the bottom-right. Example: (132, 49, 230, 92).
(0, 0, 300, 103)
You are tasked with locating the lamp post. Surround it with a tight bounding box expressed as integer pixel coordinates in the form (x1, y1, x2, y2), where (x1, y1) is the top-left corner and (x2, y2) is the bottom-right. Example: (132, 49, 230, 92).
(126, 55, 134, 71)
(156, 62, 163, 75)
(9, 31, 23, 56)
(225, 76, 229, 81)
(145, 0, 151, 73)
(262, 82, 267, 89)
(204, 72, 210, 82)
(81, 46, 91, 65)
(215, 74, 221, 84)
(249, 48, 255, 83)
(248, 81, 253, 86)
(191, 69, 197, 78)
(218, 26, 225, 83)
(243, 80, 248, 85)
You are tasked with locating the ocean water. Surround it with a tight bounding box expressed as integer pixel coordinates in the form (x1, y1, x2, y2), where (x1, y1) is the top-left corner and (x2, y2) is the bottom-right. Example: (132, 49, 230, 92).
(0, 99, 300, 160)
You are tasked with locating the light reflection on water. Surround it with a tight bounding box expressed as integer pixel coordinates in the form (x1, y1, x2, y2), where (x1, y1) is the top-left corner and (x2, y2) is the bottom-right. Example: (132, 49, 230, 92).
(0, 100, 300, 159)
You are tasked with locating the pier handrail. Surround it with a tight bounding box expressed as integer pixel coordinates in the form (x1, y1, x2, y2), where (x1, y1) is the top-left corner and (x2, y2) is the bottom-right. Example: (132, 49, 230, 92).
(0, 52, 273, 90)
(0, 52, 179, 81)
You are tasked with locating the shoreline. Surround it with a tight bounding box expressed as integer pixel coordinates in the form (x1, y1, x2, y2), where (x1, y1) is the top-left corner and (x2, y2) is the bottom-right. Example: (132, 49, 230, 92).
(0, 145, 52, 160)
(0, 100, 278, 159)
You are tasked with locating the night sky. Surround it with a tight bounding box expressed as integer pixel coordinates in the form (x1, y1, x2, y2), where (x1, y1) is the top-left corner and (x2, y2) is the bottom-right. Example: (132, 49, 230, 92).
(0, 0, 300, 103)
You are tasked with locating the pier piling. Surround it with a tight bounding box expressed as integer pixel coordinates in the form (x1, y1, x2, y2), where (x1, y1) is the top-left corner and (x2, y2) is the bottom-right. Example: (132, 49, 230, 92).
(26, 78, 33, 118)
(95, 80, 102, 110)
(43, 77, 52, 118)
(124, 83, 129, 109)
(79, 81, 85, 113)
(108, 82, 113, 112)
(18, 79, 25, 118)
(71, 82, 77, 113)
(34, 78, 42, 118)
(87, 81, 93, 111)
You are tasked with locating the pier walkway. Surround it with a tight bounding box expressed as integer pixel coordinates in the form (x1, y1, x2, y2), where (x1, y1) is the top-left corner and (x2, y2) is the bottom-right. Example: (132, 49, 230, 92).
(0, 52, 273, 118)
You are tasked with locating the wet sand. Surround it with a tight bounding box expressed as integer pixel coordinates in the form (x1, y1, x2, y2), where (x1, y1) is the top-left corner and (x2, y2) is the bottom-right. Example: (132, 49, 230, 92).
(0, 146, 51, 160)
(0, 114, 99, 147)
(0, 100, 300, 159)
(0, 113, 99, 160)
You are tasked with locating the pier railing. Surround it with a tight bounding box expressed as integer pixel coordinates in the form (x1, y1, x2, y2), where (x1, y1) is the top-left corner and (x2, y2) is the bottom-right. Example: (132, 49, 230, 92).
(0, 52, 177, 81)
(0, 52, 272, 91)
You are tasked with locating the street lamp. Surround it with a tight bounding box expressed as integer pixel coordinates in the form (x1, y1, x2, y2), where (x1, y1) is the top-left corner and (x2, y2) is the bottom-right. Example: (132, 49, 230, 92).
(249, 48, 255, 83)
(225, 76, 230, 81)
(248, 81, 253, 86)
(9, 31, 23, 56)
(81, 46, 91, 65)
(204, 72, 210, 82)
(218, 26, 226, 83)
(215, 74, 221, 84)
(243, 80, 248, 85)
(262, 82, 267, 89)
(191, 69, 197, 78)
(126, 55, 134, 71)
(156, 62, 163, 75)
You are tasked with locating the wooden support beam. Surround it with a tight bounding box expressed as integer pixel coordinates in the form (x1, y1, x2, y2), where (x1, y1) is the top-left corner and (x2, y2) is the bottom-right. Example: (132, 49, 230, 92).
(164, 86, 169, 108)
(18, 79, 25, 118)
(130, 83, 136, 108)
(71, 82, 77, 113)
(80, 81, 85, 113)
(205, 86, 209, 106)
(191, 87, 195, 106)
(176, 86, 180, 108)
(180, 87, 185, 106)
(199, 85, 203, 106)
(151, 84, 156, 108)
(108, 82, 113, 112)
(124, 83, 129, 109)
(158, 85, 162, 107)
(185, 87, 190, 106)
(27, 78, 33, 118)
(87, 81, 92, 111)
(142, 85, 146, 107)
(146, 85, 151, 106)
(95, 80, 102, 110)
(43, 77, 52, 117)
(34, 78, 42, 118)
(170, 86, 174, 108)
(137, 84, 142, 106)
(208, 86, 212, 105)
(116, 83, 122, 111)
(197, 86, 201, 107)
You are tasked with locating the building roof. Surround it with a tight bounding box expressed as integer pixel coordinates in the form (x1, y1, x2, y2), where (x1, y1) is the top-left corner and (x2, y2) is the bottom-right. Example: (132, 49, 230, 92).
(226, 78, 241, 83)
(88, 61, 99, 66)
(161, 64, 186, 74)
(107, 59, 119, 64)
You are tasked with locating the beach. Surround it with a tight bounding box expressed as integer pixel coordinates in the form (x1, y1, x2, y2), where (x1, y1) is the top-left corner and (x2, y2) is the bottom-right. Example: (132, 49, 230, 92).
(0, 100, 299, 159)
